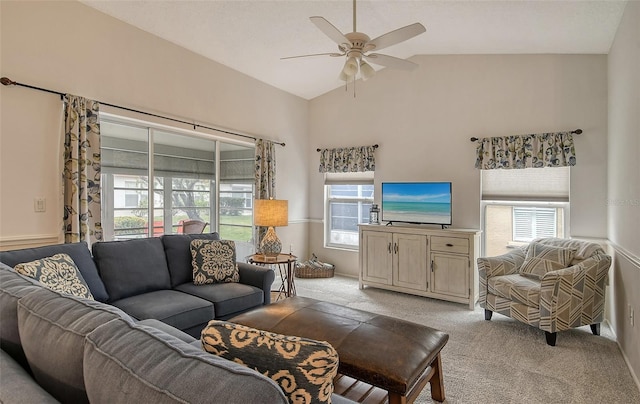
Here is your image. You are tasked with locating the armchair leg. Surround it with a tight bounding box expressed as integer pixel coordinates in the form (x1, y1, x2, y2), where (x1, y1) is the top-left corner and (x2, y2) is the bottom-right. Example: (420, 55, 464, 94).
(484, 309, 493, 321)
(545, 331, 557, 346)
(590, 323, 601, 336)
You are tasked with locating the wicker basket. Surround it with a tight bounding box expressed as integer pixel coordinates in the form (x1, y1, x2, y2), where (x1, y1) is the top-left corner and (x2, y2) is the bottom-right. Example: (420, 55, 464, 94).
(294, 263, 335, 278)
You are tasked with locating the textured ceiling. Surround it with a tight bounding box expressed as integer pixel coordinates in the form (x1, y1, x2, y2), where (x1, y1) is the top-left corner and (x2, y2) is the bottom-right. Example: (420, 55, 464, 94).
(81, 0, 627, 100)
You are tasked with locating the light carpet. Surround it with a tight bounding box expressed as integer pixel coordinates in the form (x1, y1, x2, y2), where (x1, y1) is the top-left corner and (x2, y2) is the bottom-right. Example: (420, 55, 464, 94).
(290, 275, 640, 404)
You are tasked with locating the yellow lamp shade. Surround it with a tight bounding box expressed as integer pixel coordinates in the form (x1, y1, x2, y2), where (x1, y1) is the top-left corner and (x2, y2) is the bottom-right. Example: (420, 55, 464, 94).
(254, 199, 288, 227)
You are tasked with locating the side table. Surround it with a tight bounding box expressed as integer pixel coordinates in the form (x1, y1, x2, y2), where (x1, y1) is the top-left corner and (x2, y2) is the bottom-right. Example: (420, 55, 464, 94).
(247, 253, 297, 301)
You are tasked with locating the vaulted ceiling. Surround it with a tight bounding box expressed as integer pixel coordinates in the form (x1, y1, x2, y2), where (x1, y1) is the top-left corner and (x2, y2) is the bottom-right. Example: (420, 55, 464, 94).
(82, 0, 627, 100)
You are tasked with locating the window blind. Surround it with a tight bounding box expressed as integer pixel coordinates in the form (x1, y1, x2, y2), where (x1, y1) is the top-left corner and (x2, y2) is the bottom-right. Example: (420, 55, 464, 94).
(324, 171, 374, 185)
(481, 167, 570, 202)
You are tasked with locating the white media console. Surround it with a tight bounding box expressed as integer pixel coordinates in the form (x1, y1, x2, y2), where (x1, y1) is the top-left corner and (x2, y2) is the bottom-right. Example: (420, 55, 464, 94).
(358, 224, 481, 309)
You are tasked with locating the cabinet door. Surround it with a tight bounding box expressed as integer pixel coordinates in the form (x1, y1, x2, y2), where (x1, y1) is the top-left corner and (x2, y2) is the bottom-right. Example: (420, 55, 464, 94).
(431, 253, 469, 298)
(393, 233, 428, 291)
(362, 231, 393, 285)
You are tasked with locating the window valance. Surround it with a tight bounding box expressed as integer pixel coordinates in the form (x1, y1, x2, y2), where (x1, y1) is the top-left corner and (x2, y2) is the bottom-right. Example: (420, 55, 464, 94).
(475, 132, 576, 170)
(318, 145, 377, 173)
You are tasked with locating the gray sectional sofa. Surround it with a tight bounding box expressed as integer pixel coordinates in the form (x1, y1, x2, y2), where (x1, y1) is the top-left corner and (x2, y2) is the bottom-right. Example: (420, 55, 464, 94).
(0, 233, 274, 338)
(0, 236, 354, 403)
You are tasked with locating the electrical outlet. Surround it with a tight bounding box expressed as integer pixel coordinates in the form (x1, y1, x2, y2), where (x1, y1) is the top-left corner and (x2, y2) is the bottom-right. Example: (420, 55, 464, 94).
(34, 198, 46, 212)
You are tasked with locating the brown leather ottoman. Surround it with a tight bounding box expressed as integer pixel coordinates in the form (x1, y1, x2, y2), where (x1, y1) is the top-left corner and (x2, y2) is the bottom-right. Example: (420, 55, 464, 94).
(229, 296, 449, 403)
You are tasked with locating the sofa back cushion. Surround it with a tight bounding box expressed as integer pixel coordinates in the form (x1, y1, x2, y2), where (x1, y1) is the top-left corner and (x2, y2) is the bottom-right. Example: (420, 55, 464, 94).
(92, 238, 171, 302)
(16, 287, 131, 403)
(84, 318, 288, 404)
(162, 233, 220, 287)
(0, 242, 109, 302)
(0, 263, 39, 369)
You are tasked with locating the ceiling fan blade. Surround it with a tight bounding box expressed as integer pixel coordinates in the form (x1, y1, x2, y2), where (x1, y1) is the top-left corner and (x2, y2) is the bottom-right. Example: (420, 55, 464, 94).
(310, 16, 351, 48)
(367, 23, 426, 52)
(364, 54, 418, 70)
(281, 52, 343, 60)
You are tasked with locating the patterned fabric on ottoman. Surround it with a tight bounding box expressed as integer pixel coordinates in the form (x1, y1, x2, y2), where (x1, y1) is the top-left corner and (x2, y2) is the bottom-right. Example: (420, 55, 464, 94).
(202, 320, 339, 404)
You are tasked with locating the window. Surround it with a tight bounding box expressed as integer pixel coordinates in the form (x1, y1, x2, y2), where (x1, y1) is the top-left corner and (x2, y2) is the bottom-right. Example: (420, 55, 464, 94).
(324, 172, 374, 249)
(481, 167, 569, 256)
(100, 115, 254, 251)
(512, 207, 557, 242)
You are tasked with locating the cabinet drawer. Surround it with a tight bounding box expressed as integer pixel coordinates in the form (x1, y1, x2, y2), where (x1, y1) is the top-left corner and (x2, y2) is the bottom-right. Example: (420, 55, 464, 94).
(431, 236, 469, 254)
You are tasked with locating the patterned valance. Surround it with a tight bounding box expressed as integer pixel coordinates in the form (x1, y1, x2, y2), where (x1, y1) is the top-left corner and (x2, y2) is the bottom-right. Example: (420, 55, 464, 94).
(475, 132, 576, 170)
(318, 145, 376, 173)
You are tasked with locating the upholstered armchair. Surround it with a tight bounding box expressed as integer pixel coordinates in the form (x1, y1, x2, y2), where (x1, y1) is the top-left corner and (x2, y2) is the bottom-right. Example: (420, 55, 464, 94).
(478, 238, 611, 346)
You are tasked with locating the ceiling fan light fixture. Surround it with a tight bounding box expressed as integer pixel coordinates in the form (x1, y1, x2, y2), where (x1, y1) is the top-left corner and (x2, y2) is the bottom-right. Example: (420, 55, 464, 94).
(360, 60, 375, 81)
(342, 56, 359, 77)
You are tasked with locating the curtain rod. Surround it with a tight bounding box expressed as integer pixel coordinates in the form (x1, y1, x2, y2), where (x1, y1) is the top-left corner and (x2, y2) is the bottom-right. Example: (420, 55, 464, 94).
(0, 77, 285, 147)
(470, 129, 582, 142)
(316, 144, 379, 152)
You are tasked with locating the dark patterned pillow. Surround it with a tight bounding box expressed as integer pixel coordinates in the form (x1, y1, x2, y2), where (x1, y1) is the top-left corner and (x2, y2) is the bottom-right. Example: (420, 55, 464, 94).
(202, 320, 338, 404)
(190, 239, 239, 285)
(13, 253, 94, 300)
(519, 242, 576, 279)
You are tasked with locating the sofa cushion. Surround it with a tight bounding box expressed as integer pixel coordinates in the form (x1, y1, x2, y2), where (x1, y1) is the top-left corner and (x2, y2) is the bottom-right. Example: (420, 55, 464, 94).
(0, 349, 58, 404)
(84, 318, 288, 404)
(14, 253, 94, 300)
(175, 281, 264, 318)
(0, 263, 40, 369)
(519, 242, 576, 279)
(191, 239, 239, 285)
(488, 274, 541, 307)
(162, 233, 220, 287)
(110, 289, 214, 331)
(92, 237, 171, 302)
(0, 242, 109, 302)
(137, 318, 197, 343)
(16, 287, 131, 403)
(202, 320, 339, 404)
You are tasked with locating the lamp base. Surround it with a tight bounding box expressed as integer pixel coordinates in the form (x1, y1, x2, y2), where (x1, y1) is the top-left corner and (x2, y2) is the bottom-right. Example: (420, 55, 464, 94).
(260, 226, 282, 256)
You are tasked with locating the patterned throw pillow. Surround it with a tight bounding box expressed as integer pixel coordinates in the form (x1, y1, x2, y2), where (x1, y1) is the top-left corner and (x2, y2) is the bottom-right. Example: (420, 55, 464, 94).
(190, 239, 239, 285)
(519, 242, 576, 280)
(13, 253, 94, 300)
(202, 320, 339, 404)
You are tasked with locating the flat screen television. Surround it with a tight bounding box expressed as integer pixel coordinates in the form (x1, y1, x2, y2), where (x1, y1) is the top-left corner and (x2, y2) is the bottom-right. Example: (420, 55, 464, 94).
(381, 182, 452, 226)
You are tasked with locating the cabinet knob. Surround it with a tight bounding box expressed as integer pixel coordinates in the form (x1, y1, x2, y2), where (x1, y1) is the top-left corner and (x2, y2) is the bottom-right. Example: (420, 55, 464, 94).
(446, 243, 454, 247)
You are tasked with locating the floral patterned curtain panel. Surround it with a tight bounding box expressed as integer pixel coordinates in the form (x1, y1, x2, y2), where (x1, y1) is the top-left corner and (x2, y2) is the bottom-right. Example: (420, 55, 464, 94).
(254, 139, 276, 251)
(475, 132, 576, 170)
(63, 94, 102, 245)
(318, 145, 376, 173)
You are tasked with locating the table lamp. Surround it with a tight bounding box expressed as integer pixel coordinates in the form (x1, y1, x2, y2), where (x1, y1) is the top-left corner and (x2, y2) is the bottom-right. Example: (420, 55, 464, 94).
(254, 199, 288, 256)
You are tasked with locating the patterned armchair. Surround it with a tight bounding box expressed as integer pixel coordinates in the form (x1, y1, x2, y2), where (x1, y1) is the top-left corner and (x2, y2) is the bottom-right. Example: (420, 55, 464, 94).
(478, 238, 611, 346)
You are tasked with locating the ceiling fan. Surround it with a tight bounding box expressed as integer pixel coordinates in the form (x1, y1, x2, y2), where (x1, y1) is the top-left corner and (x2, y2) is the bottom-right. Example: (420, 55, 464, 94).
(283, 0, 426, 82)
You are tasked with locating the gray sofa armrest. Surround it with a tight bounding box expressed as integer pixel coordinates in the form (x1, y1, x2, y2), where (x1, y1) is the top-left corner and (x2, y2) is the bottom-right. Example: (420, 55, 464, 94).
(0, 349, 59, 404)
(237, 262, 275, 305)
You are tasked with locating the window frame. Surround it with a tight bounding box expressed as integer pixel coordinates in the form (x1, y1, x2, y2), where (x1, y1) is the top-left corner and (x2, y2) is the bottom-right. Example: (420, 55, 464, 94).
(99, 112, 255, 243)
(324, 183, 374, 250)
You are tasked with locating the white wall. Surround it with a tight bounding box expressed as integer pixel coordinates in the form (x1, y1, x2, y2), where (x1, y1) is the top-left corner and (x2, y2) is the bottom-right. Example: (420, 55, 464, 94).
(0, 1, 309, 258)
(309, 54, 608, 277)
(607, 0, 640, 388)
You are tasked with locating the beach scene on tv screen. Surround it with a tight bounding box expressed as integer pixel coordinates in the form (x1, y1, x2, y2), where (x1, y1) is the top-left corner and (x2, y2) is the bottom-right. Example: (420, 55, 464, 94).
(382, 182, 452, 224)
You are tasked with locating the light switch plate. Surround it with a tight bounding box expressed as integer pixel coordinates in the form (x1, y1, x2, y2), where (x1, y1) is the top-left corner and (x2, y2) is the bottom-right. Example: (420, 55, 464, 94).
(34, 198, 46, 212)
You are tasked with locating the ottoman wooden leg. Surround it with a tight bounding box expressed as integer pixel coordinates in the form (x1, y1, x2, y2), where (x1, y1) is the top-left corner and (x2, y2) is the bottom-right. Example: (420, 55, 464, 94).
(429, 353, 445, 402)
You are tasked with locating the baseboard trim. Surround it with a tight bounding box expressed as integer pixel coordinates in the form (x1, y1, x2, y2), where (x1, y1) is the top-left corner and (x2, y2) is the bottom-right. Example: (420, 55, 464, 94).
(606, 318, 640, 394)
(0, 234, 61, 251)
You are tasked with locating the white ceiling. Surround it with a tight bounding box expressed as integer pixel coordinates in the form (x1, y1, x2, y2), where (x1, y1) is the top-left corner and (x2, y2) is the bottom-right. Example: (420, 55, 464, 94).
(81, 0, 627, 100)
